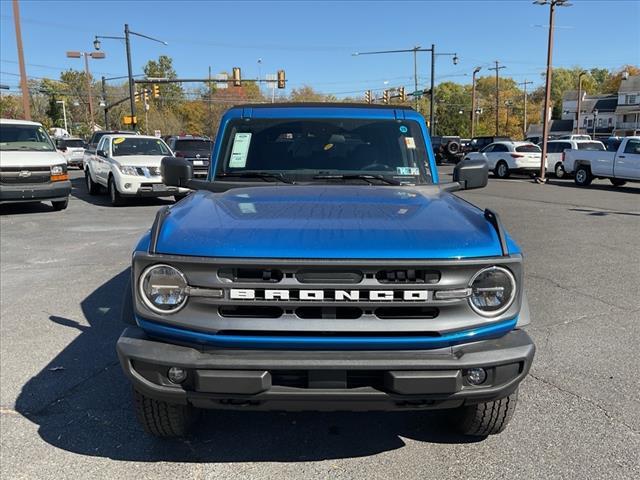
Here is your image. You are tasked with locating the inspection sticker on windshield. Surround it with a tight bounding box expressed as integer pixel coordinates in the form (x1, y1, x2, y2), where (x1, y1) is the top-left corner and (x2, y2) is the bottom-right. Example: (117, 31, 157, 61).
(229, 133, 252, 168)
(397, 167, 419, 175)
(404, 137, 416, 149)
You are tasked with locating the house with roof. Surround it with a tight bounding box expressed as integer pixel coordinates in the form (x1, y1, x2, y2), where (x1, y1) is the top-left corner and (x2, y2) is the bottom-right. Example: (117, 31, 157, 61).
(561, 91, 617, 139)
(614, 74, 640, 136)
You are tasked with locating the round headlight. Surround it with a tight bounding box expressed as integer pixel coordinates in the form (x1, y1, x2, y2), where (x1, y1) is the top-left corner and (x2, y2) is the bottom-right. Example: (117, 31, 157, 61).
(139, 264, 188, 314)
(468, 266, 516, 317)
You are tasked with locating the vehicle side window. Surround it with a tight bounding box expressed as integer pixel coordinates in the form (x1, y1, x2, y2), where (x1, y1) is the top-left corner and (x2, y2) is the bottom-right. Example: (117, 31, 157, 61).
(547, 143, 558, 153)
(102, 138, 110, 155)
(623, 139, 640, 154)
(481, 144, 494, 153)
(96, 138, 105, 152)
(492, 144, 508, 152)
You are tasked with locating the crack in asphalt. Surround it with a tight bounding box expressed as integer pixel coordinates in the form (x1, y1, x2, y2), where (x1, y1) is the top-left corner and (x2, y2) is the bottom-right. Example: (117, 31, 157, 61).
(527, 272, 633, 312)
(24, 361, 120, 418)
(528, 373, 639, 436)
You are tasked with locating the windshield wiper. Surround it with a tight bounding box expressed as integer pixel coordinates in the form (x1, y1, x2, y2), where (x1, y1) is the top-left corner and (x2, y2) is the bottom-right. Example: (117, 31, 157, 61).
(217, 171, 295, 184)
(312, 174, 403, 185)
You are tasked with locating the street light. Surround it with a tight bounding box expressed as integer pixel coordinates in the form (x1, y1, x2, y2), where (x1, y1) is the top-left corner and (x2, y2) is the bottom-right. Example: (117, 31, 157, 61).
(95, 25, 167, 130)
(55, 100, 68, 133)
(471, 66, 481, 138)
(66, 50, 105, 129)
(352, 44, 459, 131)
(534, 0, 572, 183)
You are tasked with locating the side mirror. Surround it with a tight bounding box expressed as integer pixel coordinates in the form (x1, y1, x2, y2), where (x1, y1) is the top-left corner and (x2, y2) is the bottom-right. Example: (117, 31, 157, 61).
(453, 159, 488, 190)
(161, 157, 193, 188)
(96, 149, 107, 157)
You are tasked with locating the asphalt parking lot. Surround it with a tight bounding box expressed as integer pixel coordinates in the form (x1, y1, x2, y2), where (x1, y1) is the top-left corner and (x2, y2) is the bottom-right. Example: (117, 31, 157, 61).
(1, 167, 639, 480)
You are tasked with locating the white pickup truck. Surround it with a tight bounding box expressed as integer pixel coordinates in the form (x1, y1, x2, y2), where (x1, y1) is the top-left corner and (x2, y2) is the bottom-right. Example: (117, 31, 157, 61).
(564, 136, 640, 187)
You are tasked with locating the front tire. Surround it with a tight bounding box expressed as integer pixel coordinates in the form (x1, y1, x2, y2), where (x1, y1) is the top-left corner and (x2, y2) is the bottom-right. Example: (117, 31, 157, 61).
(108, 176, 126, 206)
(554, 162, 566, 179)
(51, 199, 68, 211)
(451, 389, 518, 436)
(85, 169, 100, 195)
(610, 178, 626, 187)
(494, 161, 510, 179)
(133, 389, 198, 438)
(574, 165, 593, 186)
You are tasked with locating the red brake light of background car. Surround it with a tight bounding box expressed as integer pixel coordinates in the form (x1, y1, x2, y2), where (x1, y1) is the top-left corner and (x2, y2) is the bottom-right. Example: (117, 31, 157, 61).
(510, 153, 524, 158)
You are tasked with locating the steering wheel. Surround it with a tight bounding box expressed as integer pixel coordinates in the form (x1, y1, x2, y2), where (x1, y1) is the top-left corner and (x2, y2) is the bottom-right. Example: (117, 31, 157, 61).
(361, 163, 391, 171)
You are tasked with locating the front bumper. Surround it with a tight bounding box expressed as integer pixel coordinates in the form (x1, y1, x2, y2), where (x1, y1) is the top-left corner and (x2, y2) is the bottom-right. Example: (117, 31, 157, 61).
(114, 174, 188, 197)
(0, 181, 71, 204)
(117, 326, 535, 411)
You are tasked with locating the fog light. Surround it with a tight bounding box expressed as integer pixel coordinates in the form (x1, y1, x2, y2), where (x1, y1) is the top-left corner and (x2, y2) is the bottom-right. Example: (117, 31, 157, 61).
(167, 367, 187, 384)
(466, 368, 487, 385)
(124, 183, 131, 189)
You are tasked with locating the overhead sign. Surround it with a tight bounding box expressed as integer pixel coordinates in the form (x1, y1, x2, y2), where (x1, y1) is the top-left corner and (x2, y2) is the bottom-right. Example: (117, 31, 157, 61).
(215, 73, 228, 89)
(123, 115, 137, 125)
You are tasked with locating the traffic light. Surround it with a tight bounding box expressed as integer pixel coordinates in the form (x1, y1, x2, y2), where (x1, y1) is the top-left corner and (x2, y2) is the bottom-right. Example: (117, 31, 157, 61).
(232, 67, 241, 87)
(382, 90, 389, 104)
(364, 90, 372, 104)
(142, 88, 149, 103)
(153, 84, 160, 98)
(134, 90, 140, 103)
(277, 70, 286, 89)
(398, 87, 406, 102)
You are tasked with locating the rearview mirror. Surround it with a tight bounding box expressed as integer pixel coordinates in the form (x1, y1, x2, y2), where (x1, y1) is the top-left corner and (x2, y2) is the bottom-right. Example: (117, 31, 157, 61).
(161, 157, 193, 188)
(453, 159, 488, 190)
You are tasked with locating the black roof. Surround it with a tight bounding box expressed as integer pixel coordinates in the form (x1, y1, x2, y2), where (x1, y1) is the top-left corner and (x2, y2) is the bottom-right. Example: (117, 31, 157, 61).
(235, 102, 415, 110)
(594, 97, 618, 112)
(550, 119, 574, 133)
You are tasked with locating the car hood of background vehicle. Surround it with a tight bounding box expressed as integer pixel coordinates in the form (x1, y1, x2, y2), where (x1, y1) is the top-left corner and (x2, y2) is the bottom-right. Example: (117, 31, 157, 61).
(111, 155, 165, 167)
(154, 185, 515, 259)
(0, 150, 66, 168)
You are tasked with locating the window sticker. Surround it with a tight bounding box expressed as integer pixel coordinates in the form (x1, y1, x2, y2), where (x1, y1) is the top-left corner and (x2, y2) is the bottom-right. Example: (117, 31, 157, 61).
(396, 167, 420, 175)
(113, 137, 125, 144)
(404, 137, 416, 149)
(399, 125, 408, 134)
(229, 132, 252, 168)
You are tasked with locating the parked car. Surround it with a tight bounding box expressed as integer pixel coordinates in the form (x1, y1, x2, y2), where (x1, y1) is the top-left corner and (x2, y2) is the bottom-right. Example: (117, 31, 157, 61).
(84, 130, 137, 176)
(84, 134, 189, 206)
(0, 118, 71, 210)
(117, 103, 535, 439)
(55, 137, 86, 169)
(556, 134, 592, 141)
(464, 141, 541, 178)
(545, 139, 605, 179)
(430, 136, 463, 165)
(467, 136, 511, 152)
(165, 136, 213, 177)
(563, 136, 640, 186)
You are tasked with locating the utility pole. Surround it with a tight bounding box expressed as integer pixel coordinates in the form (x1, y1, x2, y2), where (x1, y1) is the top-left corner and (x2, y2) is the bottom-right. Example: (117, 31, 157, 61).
(489, 61, 506, 136)
(535, 0, 572, 183)
(101, 76, 108, 128)
(413, 47, 419, 111)
(518, 79, 533, 139)
(576, 71, 586, 134)
(208, 66, 213, 138)
(12, 0, 31, 119)
(471, 67, 481, 138)
(55, 100, 68, 132)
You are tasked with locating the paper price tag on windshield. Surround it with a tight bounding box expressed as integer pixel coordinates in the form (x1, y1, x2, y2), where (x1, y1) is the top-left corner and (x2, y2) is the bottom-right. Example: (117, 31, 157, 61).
(404, 137, 416, 149)
(113, 137, 125, 144)
(229, 133, 252, 168)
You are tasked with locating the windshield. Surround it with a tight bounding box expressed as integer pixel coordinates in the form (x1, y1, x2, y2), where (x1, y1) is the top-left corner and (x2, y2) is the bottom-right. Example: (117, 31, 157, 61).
(577, 142, 605, 151)
(0, 124, 56, 152)
(215, 118, 432, 184)
(515, 144, 541, 153)
(58, 139, 85, 148)
(112, 137, 171, 157)
(174, 139, 213, 152)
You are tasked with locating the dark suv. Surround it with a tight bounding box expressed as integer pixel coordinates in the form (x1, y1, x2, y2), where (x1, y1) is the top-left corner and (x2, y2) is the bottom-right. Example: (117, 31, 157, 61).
(431, 136, 463, 164)
(165, 136, 213, 177)
(468, 136, 511, 153)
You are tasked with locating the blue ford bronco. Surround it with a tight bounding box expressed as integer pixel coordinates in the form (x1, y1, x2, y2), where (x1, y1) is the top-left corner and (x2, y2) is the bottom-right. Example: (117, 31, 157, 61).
(117, 103, 535, 438)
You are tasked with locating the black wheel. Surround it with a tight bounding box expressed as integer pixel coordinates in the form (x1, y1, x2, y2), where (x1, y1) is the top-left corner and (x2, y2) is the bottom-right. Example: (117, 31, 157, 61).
(610, 178, 626, 187)
(51, 199, 68, 211)
(133, 389, 198, 438)
(85, 169, 100, 195)
(574, 165, 593, 186)
(494, 161, 510, 179)
(451, 389, 518, 436)
(108, 176, 126, 206)
(554, 162, 566, 179)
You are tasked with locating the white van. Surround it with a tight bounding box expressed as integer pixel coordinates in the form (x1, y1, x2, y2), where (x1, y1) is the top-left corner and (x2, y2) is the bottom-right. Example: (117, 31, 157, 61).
(0, 119, 71, 210)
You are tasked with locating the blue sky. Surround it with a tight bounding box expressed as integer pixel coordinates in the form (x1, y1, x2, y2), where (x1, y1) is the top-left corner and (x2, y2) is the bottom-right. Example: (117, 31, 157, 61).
(1, 0, 638, 97)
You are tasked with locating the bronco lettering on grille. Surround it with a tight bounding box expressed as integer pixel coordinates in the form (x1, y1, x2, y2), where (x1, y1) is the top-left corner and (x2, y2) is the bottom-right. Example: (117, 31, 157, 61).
(229, 289, 432, 302)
